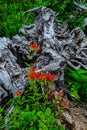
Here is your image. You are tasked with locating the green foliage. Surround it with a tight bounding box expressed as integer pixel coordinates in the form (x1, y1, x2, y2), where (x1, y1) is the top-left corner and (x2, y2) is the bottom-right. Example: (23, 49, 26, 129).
(65, 67, 87, 103)
(1, 0, 87, 38)
(0, 0, 33, 38)
(0, 0, 46, 38)
(8, 107, 56, 130)
(47, 0, 76, 23)
(0, 72, 66, 130)
(0, 107, 5, 129)
(0, 66, 67, 130)
(68, 10, 87, 30)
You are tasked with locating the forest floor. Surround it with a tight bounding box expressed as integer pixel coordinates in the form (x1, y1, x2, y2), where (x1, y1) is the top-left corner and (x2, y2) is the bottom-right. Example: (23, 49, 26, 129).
(62, 102, 87, 130)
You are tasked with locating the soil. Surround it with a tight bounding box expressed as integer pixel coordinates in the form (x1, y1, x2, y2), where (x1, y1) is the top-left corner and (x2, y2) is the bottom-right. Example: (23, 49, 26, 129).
(62, 102, 87, 130)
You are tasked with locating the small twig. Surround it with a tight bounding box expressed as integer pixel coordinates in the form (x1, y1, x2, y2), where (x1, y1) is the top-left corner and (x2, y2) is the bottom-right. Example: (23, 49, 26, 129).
(67, 61, 81, 70)
(71, 59, 87, 69)
(76, 55, 87, 60)
(23, 6, 44, 16)
(55, 12, 59, 17)
(66, 83, 73, 89)
(74, 1, 87, 10)
(63, 87, 85, 105)
(81, 51, 87, 58)
(68, 90, 85, 105)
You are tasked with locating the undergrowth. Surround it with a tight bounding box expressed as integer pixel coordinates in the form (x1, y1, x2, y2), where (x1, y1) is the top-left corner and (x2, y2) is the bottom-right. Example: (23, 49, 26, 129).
(0, 0, 87, 37)
(65, 67, 87, 103)
(0, 67, 66, 130)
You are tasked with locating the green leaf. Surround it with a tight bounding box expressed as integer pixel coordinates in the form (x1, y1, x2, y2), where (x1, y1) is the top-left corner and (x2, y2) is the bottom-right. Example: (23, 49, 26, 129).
(27, 55, 33, 60)
(45, 107, 51, 117)
(24, 62, 30, 67)
(70, 83, 81, 98)
(37, 111, 44, 120)
(39, 122, 48, 130)
(30, 127, 36, 130)
(51, 126, 59, 130)
(26, 104, 29, 111)
(60, 126, 65, 130)
(0, 107, 3, 113)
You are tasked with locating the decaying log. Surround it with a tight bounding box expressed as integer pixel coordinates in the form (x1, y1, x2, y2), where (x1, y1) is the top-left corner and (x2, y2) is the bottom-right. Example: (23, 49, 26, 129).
(0, 6, 87, 105)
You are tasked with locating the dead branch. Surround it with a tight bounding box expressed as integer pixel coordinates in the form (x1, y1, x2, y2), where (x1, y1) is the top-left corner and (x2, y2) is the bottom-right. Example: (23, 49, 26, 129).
(23, 6, 44, 16)
(74, 1, 87, 10)
(67, 61, 81, 70)
(71, 59, 87, 69)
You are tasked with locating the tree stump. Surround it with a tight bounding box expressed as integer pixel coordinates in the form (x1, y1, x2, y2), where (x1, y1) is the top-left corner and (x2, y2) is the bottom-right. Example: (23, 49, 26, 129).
(0, 6, 87, 106)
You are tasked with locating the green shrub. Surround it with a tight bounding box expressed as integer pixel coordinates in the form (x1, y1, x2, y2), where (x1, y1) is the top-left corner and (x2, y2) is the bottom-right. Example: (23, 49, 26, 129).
(1, 0, 87, 38)
(8, 107, 58, 130)
(65, 67, 87, 103)
(0, 67, 66, 130)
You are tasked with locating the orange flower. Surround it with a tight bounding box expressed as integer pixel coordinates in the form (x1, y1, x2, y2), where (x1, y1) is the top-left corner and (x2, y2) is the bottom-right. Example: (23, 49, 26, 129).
(28, 72, 41, 80)
(29, 43, 40, 51)
(15, 91, 22, 97)
(58, 91, 63, 97)
(28, 71, 56, 81)
(61, 99, 68, 106)
(43, 73, 56, 81)
(37, 75, 44, 81)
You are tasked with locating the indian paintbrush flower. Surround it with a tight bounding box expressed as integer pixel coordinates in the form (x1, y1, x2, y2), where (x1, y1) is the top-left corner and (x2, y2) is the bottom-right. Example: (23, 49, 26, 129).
(28, 71, 56, 81)
(58, 91, 63, 97)
(29, 43, 40, 51)
(61, 99, 68, 106)
(15, 91, 22, 97)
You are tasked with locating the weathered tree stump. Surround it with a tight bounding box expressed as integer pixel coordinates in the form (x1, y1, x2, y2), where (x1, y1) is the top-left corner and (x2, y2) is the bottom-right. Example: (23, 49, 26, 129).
(10, 7, 87, 89)
(0, 6, 87, 106)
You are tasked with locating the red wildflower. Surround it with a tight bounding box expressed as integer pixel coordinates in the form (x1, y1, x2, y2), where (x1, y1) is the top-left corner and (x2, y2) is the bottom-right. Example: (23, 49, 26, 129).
(30, 66, 36, 72)
(28, 72, 41, 80)
(44, 73, 56, 81)
(61, 99, 68, 106)
(28, 73, 36, 80)
(15, 91, 22, 97)
(58, 91, 63, 97)
(36, 72, 41, 76)
(49, 74, 56, 81)
(37, 75, 44, 81)
(29, 43, 40, 51)
(28, 71, 56, 81)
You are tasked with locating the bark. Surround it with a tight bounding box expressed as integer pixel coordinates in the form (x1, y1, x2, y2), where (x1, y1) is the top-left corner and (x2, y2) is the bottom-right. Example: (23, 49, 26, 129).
(0, 37, 28, 105)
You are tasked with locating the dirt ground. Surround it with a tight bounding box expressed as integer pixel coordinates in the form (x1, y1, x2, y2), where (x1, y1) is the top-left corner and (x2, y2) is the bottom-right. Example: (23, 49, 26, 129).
(61, 102, 87, 130)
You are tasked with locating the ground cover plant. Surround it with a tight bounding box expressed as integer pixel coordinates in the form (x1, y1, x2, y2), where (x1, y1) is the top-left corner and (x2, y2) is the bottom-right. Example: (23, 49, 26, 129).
(65, 67, 87, 103)
(1, 0, 87, 38)
(0, 66, 67, 130)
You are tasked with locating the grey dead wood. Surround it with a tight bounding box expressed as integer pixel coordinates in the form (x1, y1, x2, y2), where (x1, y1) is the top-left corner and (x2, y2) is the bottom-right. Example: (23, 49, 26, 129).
(10, 7, 87, 105)
(0, 37, 28, 105)
(0, 6, 87, 102)
(0, 7, 87, 104)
